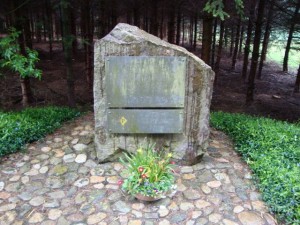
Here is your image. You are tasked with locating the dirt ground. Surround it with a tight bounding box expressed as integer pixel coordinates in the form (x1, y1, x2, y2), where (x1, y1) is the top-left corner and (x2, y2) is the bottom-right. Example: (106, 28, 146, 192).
(0, 42, 299, 122)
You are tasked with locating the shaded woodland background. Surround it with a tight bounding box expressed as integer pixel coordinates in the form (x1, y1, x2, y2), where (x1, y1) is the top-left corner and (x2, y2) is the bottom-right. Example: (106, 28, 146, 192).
(0, 0, 299, 121)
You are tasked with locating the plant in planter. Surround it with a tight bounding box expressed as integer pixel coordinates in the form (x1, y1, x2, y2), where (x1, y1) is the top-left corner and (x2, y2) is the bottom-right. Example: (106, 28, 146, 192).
(120, 143, 177, 201)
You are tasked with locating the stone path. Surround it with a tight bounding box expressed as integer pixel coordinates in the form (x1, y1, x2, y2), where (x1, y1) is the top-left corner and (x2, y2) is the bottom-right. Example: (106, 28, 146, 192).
(0, 113, 278, 225)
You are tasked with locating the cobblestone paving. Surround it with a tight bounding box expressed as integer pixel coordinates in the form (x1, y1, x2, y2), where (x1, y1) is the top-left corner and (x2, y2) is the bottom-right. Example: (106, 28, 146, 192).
(0, 113, 278, 225)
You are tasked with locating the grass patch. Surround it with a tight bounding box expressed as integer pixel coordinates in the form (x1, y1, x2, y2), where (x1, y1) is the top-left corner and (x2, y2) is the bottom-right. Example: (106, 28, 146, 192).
(0, 106, 80, 156)
(210, 112, 300, 224)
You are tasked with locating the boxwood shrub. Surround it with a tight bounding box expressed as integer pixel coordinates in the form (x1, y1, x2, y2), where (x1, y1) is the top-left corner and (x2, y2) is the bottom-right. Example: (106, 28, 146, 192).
(0, 106, 80, 156)
(210, 112, 300, 224)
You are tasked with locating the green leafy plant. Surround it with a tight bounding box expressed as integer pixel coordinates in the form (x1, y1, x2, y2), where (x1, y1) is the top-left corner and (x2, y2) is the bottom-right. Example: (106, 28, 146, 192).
(120, 144, 176, 198)
(0, 27, 41, 78)
(0, 106, 80, 156)
(204, 0, 244, 20)
(210, 112, 300, 224)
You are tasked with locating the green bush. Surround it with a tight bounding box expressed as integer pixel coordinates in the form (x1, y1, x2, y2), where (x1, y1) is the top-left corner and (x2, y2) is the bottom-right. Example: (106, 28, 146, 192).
(210, 112, 300, 224)
(0, 106, 80, 156)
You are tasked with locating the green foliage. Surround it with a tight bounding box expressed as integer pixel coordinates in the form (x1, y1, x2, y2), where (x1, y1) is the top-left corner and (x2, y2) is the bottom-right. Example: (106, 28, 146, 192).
(120, 144, 176, 198)
(0, 106, 80, 156)
(0, 27, 41, 78)
(210, 112, 300, 224)
(204, 0, 244, 20)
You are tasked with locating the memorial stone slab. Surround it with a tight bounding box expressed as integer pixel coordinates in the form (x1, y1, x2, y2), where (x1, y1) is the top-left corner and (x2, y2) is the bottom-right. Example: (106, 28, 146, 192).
(94, 23, 214, 164)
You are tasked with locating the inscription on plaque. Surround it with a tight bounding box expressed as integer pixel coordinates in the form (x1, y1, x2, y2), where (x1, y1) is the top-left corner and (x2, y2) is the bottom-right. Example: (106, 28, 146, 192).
(105, 56, 186, 134)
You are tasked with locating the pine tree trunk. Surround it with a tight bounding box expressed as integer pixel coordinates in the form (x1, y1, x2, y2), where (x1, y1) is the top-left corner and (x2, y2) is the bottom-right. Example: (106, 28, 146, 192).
(61, 0, 76, 107)
(189, 16, 193, 48)
(231, 18, 241, 70)
(238, 25, 244, 58)
(224, 26, 228, 48)
(294, 64, 300, 93)
(211, 18, 218, 68)
(70, 8, 77, 56)
(182, 16, 185, 45)
(283, 0, 300, 72)
(257, 1, 274, 79)
(45, 0, 53, 56)
(214, 20, 225, 82)
(150, 0, 158, 36)
(176, 9, 181, 45)
(201, 16, 213, 65)
(242, 0, 257, 79)
(167, 6, 175, 44)
(229, 26, 235, 57)
(246, 0, 266, 104)
(193, 13, 198, 50)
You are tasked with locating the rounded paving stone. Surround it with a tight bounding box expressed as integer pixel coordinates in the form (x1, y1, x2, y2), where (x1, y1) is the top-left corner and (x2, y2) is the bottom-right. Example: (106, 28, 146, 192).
(73, 143, 88, 151)
(75, 154, 87, 163)
(29, 196, 45, 206)
(207, 180, 222, 188)
(195, 200, 211, 209)
(0, 203, 16, 212)
(233, 205, 244, 213)
(74, 178, 89, 187)
(48, 209, 62, 220)
(87, 212, 107, 224)
(128, 220, 142, 225)
(158, 219, 170, 225)
(223, 219, 239, 225)
(158, 206, 169, 217)
(41, 147, 51, 152)
(180, 202, 195, 211)
(208, 213, 222, 223)
(29, 212, 44, 223)
(237, 211, 265, 225)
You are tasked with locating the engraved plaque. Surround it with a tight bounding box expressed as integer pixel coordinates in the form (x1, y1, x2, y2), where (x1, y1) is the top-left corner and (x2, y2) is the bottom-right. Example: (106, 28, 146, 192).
(108, 109, 184, 133)
(106, 56, 186, 108)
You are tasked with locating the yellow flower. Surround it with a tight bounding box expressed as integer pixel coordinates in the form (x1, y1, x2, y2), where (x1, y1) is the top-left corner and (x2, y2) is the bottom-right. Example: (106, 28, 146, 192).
(137, 148, 143, 153)
(167, 153, 172, 158)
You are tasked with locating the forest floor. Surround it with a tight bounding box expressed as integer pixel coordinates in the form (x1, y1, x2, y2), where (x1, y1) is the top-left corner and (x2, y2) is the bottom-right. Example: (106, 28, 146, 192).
(0, 42, 299, 122)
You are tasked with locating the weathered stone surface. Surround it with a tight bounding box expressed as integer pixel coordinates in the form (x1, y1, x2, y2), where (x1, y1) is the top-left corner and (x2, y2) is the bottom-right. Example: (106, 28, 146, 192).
(94, 23, 214, 163)
(238, 212, 265, 225)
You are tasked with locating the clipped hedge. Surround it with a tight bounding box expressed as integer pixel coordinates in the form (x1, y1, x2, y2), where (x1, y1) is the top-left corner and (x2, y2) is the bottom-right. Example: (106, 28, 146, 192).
(210, 112, 300, 224)
(0, 106, 80, 156)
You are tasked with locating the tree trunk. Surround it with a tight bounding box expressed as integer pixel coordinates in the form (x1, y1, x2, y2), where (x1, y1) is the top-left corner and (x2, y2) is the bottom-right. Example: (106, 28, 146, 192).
(61, 0, 76, 107)
(176, 9, 181, 45)
(189, 16, 193, 48)
(182, 16, 185, 45)
(70, 8, 77, 56)
(193, 13, 198, 50)
(201, 16, 213, 65)
(229, 26, 235, 57)
(150, 0, 158, 36)
(211, 18, 218, 68)
(231, 18, 241, 70)
(257, 1, 274, 79)
(246, 0, 266, 104)
(45, 0, 53, 56)
(283, 0, 300, 72)
(14, 0, 34, 107)
(224, 26, 228, 48)
(294, 64, 300, 93)
(214, 20, 225, 82)
(167, 6, 175, 44)
(238, 25, 244, 58)
(242, 0, 257, 79)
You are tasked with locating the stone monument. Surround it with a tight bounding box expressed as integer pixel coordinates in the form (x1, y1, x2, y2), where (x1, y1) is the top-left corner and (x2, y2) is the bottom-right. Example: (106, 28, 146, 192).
(94, 23, 214, 165)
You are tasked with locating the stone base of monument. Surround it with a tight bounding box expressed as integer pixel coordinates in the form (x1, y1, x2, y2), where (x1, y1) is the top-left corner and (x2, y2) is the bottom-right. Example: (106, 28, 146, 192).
(94, 23, 215, 165)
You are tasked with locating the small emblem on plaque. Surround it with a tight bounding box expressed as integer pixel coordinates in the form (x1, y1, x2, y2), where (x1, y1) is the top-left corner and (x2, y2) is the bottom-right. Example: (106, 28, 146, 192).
(119, 116, 127, 126)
